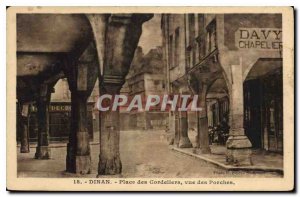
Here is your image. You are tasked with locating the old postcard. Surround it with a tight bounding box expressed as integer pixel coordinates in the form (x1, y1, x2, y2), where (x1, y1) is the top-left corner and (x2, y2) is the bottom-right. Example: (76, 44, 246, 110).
(7, 6, 294, 191)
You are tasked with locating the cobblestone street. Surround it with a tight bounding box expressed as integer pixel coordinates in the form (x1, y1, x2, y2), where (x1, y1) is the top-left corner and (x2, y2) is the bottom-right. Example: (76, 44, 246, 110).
(17, 130, 282, 178)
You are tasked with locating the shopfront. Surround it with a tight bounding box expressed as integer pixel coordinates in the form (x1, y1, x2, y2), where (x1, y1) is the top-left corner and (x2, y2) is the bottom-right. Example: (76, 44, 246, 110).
(244, 59, 283, 153)
(26, 102, 95, 142)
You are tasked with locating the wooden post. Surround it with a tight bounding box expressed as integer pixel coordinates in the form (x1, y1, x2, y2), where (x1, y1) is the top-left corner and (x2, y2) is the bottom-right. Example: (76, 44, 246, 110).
(66, 92, 91, 174)
(65, 43, 99, 174)
(19, 104, 30, 153)
(95, 14, 153, 175)
(35, 84, 51, 159)
(98, 86, 122, 175)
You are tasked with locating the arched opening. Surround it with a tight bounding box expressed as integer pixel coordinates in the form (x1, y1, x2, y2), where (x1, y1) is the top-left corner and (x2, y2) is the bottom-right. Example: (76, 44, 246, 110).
(26, 78, 99, 143)
(243, 58, 283, 152)
(206, 77, 230, 146)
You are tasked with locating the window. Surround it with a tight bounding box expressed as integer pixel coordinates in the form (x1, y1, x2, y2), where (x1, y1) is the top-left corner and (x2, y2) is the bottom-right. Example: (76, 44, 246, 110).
(174, 27, 180, 67)
(197, 14, 205, 59)
(186, 48, 191, 68)
(188, 14, 195, 46)
(206, 19, 217, 54)
(168, 34, 173, 68)
(187, 14, 196, 67)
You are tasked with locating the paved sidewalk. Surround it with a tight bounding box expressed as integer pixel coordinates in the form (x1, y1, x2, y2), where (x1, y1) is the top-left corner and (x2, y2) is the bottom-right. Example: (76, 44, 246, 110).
(171, 145, 283, 174)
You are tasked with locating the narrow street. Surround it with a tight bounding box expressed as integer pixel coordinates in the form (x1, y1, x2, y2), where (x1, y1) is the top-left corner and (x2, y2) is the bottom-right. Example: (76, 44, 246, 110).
(17, 130, 281, 178)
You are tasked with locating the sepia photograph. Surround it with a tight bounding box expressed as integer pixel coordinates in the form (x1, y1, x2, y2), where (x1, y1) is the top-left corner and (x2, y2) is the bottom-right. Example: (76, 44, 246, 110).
(6, 6, 294, 191)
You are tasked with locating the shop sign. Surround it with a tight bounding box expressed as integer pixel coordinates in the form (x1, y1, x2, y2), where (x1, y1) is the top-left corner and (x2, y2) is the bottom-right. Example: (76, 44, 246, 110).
(31, 105, 71, 112)
(235, 28, 282, 50)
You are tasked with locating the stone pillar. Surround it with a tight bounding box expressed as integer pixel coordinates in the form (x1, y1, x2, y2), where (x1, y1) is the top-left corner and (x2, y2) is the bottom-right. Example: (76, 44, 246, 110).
(226, 64, 252, 166)
(178, 111, 192, 148)
(98, 86, 122, 175)
(167, 112, 175, 145)
(173, 111, 180, 147)
(194, 83, 211, 154)
(144, 112, 152, 130)
(66, 92, 91, 174)
(19, 104, 30, 153)
(35, 85, 51, 159)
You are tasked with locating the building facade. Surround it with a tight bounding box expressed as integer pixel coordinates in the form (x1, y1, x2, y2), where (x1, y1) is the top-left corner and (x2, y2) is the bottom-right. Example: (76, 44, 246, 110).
(161, 14, 283, 165)
(120, 46, 168, 130)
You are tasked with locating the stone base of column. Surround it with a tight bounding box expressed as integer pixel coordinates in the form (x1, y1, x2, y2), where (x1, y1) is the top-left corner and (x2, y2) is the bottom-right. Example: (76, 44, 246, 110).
(179, 137, 193, 148)
(75, 155, 91, 175)
(226, 135, 252, 166)
(35, 146, 51, 159)
(20, 146, 30, 153)
(168, 138, 174, 145)
(193, 146, 211, 154)
(174, 140, 179, 147)
(194, 135, 200, 148)
(166, 134, 174, 145)
(98, 155, 122, 175)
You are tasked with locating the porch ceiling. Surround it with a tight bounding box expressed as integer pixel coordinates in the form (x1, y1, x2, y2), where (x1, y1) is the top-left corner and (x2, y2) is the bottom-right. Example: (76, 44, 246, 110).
(208, 77, 228, 91)
(16, 14, 93, 77)
(17, 14, 92, 53)
(246, 58, 282, 80)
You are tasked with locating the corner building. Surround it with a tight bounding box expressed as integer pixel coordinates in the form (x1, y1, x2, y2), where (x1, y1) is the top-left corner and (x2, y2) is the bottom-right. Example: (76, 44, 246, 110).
(161, 14, 283, 166)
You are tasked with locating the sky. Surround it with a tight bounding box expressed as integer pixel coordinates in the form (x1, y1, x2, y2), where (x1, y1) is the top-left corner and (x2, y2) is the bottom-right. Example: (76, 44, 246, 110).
(137, 14, 162, 54)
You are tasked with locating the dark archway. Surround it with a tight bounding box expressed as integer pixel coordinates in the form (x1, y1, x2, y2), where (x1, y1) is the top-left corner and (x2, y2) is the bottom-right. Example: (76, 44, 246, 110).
(206, 76, 230, 146)
(243, 58, 283, 152)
